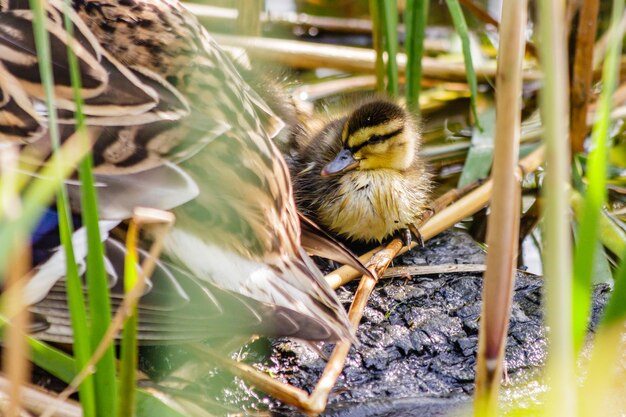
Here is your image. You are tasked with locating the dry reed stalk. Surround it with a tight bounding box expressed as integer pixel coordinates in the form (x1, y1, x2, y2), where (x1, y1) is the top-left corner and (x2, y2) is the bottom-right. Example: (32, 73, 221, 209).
(188, 1, 451, 53)
(305, 240, 402, 413)
(213, 34, 542, 83)
(2, 244, 31, 417)
(40, 208, 175, 417)
(570, 0, 600, 154)
(538, 0, 574, 414)
(236, 0, 262, 36)
(291, 75, 379, 101)
(0, 145, 31, 417)
(383, 263, 487, 278)
(0, 376, 81, 417)
(473, 0, 527, 413)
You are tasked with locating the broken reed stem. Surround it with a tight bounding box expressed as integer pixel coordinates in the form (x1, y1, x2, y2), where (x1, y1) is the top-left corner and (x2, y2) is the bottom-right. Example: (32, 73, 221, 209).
(189, 241, 405, 415)
(306, 240, 402, 413)
(40, 209, 174, 417)
(188, 2, 451, 55)
(474, 0, 527, 413)
(383, 263, 487, 278)
(324, 144, 545, 290)
(569, 0, 600, 154)
(3, 242, 31, 417)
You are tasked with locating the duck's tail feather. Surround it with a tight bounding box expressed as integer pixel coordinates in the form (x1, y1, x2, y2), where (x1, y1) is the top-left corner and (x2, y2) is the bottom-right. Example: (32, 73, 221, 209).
(299, 212, 373, 279)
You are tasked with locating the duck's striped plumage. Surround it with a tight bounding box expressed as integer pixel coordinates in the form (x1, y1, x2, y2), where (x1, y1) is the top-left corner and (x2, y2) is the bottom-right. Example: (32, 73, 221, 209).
(0, 0, 354, 343)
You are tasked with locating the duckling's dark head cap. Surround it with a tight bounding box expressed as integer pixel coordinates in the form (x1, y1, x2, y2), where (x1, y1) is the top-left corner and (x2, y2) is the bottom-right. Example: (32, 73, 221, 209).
(344, 100, 406, 139)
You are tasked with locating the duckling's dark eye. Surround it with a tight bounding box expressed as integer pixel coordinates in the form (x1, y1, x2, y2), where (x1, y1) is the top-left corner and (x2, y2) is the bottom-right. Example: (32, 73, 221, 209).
(365, 127, 404, 146)
(368, 134, 385, 144)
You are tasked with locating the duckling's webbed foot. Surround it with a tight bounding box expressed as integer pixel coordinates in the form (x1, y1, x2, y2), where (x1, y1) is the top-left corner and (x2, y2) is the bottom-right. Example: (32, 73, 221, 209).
(406, 225, 426, 248)
(399, 228, 412, 247)
(398, 226, 425, 248)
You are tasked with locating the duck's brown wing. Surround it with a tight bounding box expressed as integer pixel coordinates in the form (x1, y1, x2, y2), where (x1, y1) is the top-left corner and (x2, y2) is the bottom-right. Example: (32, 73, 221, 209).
(29, 237, 346, 344)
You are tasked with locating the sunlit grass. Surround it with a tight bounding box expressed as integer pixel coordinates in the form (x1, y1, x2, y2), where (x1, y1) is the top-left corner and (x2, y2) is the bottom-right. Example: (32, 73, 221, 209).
(119, 220, 140, 417)
(445, 0, 480, 129)
(379, 1, 399, 97)
(368, 0, 385, 93)
(404, 0, 428, 112)
(370, 0, 399, 96)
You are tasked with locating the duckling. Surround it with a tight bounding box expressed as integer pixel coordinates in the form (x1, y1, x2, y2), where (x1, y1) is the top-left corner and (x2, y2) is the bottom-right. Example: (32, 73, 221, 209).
(288, 99, 431, 244)
(0, 0, 357, 343)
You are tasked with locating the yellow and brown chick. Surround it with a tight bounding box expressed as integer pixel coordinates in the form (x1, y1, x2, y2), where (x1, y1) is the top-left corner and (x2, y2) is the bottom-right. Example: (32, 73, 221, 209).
(288, 99, 431, 244)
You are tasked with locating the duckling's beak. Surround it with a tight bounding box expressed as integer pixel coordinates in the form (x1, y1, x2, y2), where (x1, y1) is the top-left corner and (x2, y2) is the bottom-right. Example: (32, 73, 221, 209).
(321, 149, 359, 176)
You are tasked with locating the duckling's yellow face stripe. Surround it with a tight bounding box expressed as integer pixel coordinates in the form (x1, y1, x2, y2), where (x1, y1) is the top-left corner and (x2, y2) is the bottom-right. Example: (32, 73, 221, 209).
(344, 117, 405, 153)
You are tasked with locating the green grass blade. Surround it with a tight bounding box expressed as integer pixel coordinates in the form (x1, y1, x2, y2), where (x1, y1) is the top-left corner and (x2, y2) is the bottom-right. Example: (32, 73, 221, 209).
(571, 0, 624, 353)
(119, 223, 140, 417)
(379, 0, 399, 97)
(369, 0, 385, 93)
(458, 98, 495, 187)
(445, 0, 481, 129)
(79, 151, 118, 417)
(27, 335, 187, 417)
(27, 10, 95, 416)
(405, 0, 429, 112)
(54, 0, 118, 413)
(28, 338, 77, 383)
(54, 2, 100, 416)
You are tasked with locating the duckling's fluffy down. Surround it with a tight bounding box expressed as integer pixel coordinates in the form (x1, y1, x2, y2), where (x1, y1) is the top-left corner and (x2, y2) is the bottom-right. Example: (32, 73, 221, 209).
(287, 103, 431, 243)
